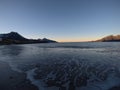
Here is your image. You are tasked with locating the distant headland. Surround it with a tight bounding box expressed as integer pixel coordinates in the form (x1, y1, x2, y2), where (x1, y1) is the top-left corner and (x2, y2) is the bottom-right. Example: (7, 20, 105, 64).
(95, 35, 120, 42)
(0, 32, 57, 45)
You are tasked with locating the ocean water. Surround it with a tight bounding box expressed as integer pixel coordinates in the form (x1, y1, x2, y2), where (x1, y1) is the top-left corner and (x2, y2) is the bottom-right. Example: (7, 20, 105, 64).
(0, 42, 120, 90)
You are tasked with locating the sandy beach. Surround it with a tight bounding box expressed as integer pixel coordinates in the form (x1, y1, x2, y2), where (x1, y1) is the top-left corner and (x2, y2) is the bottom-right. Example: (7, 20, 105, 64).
(0, 42, 120, 90)
(0, 61, 38, 90)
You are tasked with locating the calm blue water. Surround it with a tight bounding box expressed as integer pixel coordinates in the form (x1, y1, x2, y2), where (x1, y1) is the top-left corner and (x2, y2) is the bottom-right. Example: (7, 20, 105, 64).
(0, 42, 120, 90)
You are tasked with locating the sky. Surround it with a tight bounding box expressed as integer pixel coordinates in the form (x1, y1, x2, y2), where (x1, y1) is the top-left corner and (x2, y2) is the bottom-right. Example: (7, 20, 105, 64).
(0, 0, 120, 42)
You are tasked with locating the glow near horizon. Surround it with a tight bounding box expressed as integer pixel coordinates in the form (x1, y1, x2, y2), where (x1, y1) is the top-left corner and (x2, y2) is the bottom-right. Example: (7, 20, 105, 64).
(0, 0, 120, 42)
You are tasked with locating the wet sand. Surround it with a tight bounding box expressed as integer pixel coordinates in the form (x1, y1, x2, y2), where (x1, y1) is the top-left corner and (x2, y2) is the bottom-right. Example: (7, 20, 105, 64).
(0, 61, 38, 90)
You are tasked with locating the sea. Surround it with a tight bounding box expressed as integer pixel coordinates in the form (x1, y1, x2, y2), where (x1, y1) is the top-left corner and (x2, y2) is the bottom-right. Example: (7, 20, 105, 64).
(0, 42, 120, 90)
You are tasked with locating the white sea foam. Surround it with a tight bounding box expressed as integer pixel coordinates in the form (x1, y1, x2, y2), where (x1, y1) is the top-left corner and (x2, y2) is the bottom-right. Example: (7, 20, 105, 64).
(26, 68, 59, 90)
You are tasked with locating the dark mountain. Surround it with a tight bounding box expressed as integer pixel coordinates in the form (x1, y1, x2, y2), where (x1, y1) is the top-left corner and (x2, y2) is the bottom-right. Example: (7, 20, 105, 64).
(96, 35, 120, 42)
(0, 32, 57, 44)
(42, 38, 57, 43)
(0, 32, 28, 41)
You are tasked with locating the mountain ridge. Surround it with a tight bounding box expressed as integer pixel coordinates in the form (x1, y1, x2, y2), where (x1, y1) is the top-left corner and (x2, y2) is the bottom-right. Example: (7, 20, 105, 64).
(0, 32, 57, 44)
(95, 35, 120, 42)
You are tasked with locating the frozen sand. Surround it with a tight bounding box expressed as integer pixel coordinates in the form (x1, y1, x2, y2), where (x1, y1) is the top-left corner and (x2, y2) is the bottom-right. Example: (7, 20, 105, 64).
(0, 61, 38, 90)
(0, 42, 120, 90)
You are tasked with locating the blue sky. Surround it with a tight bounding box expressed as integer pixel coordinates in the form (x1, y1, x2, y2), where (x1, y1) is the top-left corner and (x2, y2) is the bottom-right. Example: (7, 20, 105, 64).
(0, 0, 120, 42)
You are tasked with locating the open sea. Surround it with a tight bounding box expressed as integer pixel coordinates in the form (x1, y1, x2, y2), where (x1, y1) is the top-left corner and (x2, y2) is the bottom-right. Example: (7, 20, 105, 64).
(0, 42, 120, 90)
